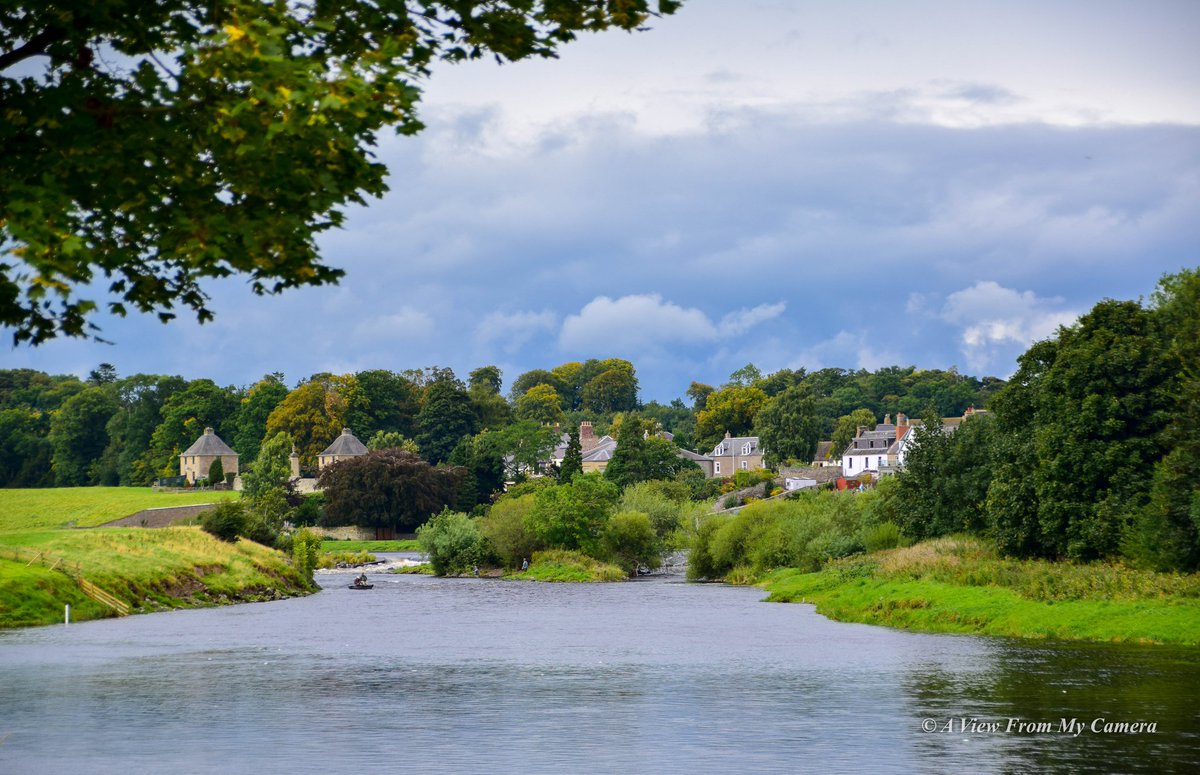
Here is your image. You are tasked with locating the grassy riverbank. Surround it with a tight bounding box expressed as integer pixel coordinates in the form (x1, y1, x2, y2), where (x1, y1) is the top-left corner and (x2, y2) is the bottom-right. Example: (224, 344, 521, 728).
(1, 527, 314, 628)
(760, 537, 1200, 646)
(0, 488, 314, 629)
(390, 550, 625, 582)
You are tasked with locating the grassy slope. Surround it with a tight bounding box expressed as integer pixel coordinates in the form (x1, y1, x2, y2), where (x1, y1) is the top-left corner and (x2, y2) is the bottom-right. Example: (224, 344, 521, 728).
(761, 538, 1200, 646)
(0, 487, 240, 531)
(1, 527, 312, 628)
(0, 488, 310, 629)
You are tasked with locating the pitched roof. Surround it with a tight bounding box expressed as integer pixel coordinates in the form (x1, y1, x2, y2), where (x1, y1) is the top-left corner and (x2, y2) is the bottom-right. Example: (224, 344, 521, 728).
(677, 448, 713, 463)
(710, 435, 760, 456)
(582, 436, 616, 463)
(320, 428, 368, 457)
(181, 428, 237, 457)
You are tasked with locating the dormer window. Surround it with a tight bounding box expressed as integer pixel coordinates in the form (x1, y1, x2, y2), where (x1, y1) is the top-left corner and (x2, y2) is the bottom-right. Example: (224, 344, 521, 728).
(742, 443, 752, 455)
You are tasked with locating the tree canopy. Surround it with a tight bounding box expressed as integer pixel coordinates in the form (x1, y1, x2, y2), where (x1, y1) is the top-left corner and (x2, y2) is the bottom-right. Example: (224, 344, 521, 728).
(0, 0, 682, 343)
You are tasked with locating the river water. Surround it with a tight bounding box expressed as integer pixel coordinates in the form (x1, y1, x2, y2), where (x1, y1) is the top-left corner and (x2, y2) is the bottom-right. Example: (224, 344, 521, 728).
(1, 561, 1197, 774)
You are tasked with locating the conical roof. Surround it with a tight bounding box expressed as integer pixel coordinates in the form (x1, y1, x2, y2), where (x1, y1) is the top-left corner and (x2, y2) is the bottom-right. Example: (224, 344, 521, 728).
(181, 427, 237, 457)
(320, 428, 367, 457)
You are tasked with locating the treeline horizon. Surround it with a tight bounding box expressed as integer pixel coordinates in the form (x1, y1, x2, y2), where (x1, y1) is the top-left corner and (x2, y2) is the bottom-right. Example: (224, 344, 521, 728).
(0, 356, 1001, 490)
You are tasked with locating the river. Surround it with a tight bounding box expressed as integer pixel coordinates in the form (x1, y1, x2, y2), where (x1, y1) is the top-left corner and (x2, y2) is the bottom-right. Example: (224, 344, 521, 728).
(1, 561, 1197, 774)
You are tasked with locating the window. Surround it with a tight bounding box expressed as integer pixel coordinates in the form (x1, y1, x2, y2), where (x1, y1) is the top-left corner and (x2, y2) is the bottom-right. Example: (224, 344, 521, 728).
(740, 461, 748, 470)
(742, 443, 752, 455)
(847, 458, 853, 471)
(714, 462, 721, 474)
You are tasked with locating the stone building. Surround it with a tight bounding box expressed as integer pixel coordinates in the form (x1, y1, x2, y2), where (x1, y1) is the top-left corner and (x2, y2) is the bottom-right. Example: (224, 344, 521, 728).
(708, 432, 765, 477)
(180, 427, 239, 484)
(317, 427, 368, 471)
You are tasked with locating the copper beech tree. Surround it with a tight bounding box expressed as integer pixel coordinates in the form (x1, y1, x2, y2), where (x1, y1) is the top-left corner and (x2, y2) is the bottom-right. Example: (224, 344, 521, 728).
(318, 448, 463, 534)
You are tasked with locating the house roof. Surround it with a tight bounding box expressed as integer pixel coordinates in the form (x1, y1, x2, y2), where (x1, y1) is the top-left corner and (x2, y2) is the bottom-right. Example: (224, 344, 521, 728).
(677, 448, 714, 463)
(710, 435, 760, 457)
(181, 428, 237, 457)
(320, 428, 368, 457)
(582, 436, 616, 463)
(813, 441, 836, 460)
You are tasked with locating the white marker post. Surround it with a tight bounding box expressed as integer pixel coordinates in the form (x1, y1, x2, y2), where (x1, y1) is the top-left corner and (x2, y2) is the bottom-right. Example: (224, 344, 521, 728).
(65, 604, 70, 626)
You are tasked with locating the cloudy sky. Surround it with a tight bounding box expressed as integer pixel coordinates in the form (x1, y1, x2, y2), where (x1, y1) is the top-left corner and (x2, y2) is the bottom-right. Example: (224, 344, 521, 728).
(7, 0, 1200, 400)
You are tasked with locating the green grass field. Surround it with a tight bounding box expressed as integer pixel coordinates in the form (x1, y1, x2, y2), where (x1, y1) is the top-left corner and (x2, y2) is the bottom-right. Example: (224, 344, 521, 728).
(318, 539, 420, 552)
(761, 537, 1200, 646)
(0, 487, 241, 531)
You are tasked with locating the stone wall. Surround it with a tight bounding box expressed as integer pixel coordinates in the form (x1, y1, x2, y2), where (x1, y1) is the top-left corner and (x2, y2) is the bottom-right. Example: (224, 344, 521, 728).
(102, 503, 219, 528)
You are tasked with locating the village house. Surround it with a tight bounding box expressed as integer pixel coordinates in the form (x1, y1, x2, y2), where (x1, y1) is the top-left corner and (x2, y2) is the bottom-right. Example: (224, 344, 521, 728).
(841, 415, 901, 478)
(810, 440, 841, 468)
(842, 409, 991, 478)
(708, 432, 765, 477)
(548, 421, 718, 476)
(317, 427, 368, 471)
(179, 427, 239, 484)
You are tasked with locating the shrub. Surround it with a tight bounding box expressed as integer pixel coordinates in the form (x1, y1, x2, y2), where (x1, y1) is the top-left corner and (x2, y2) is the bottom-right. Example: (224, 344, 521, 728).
(291, 493, 324, 527)
(864, 521, 906, 552)
(619, 482, 687, 543)
(687, 515, 732, 581)
(478, 493, 541, 568)
(602, 511, 661, 577)
(292, 528, 322, 584)
(417, 509, 484, 576)
(201, 501, 246, 542)
(208, 457, 225, 487)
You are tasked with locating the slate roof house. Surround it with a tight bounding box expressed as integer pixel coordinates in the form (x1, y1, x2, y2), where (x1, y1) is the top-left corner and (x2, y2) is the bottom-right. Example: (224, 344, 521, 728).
(709, 432, 765, 477)
(546, 421, 717, 477)
(180, 427, 239, 484)
(318, 427, 368, 471)
(841, 417, 900, 478)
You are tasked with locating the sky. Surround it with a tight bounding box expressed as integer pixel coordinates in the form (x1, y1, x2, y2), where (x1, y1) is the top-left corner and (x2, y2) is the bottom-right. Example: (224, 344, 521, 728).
(6, 0, 1200, 401)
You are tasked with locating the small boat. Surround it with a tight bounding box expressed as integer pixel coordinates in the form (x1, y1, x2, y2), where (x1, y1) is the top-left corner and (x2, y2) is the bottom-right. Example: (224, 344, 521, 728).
(349, 582, 374, 590)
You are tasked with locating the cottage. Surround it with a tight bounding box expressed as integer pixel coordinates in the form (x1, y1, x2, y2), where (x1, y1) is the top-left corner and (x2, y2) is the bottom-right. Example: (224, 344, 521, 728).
(841, 417, 900, 477)
(318, 427, 368, 470)
(180, 427, 239, 484)
(709, 432, 765, 477)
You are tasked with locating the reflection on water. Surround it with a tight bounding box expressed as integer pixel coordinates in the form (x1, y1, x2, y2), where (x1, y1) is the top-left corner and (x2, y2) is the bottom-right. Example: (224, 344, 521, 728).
(1, 567, 1197, 774)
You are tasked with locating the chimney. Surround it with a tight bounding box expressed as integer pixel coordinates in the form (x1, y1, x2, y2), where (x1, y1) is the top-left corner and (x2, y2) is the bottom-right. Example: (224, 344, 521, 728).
(204, 427, 214, 435)
(883, 414, 892, 425)
(580, 421, 597, 452)
(856, 425, 867, 436)
(289, 446, 300, 479)
(725, 431, 732, 439)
